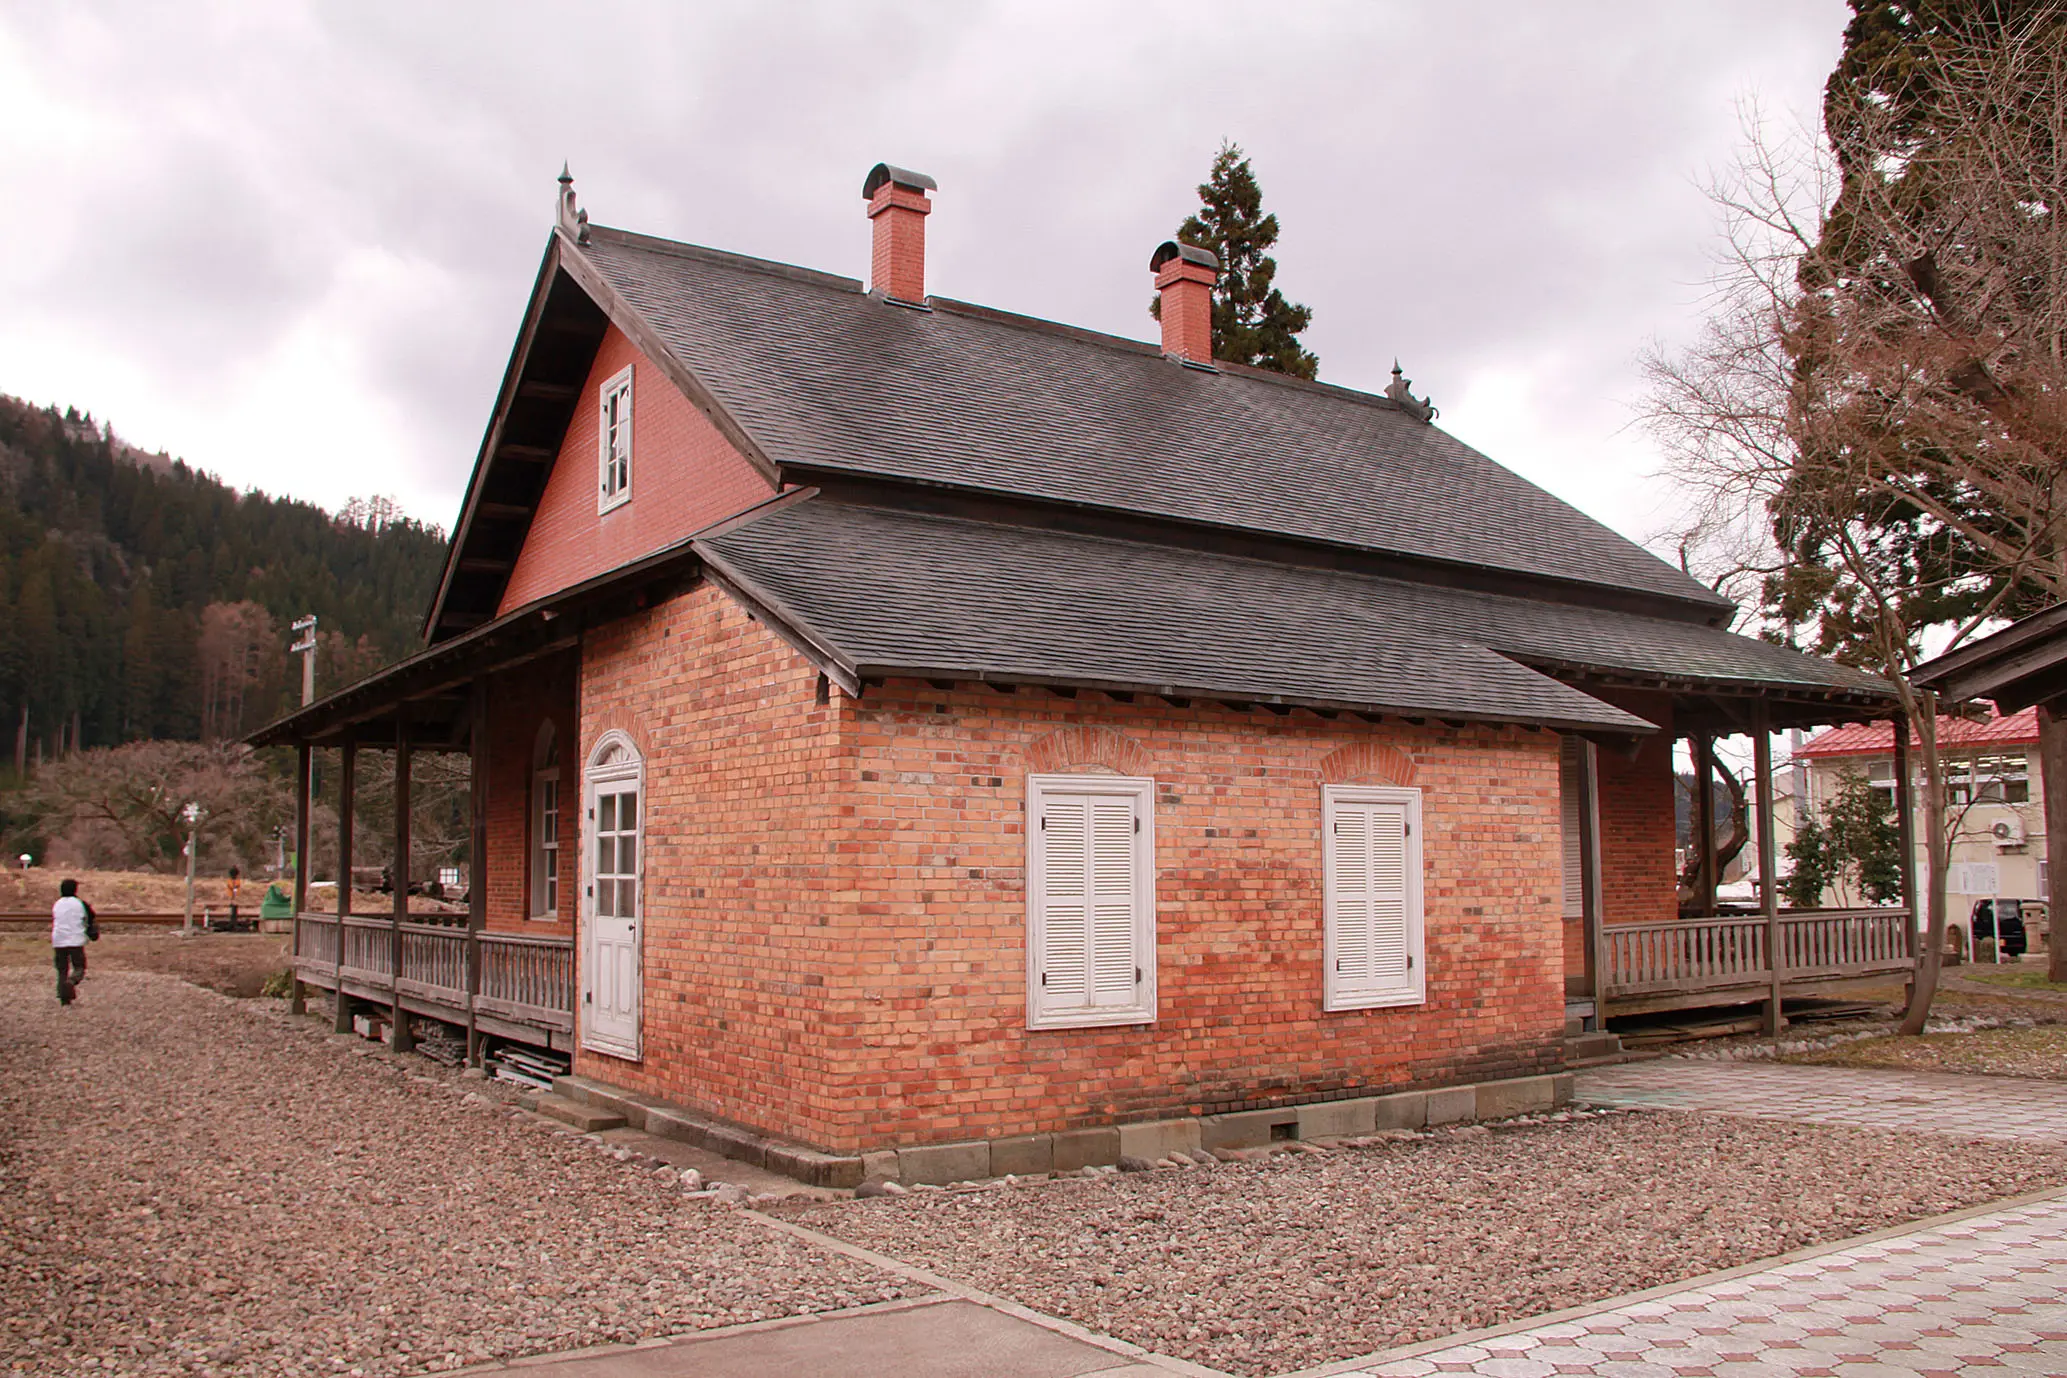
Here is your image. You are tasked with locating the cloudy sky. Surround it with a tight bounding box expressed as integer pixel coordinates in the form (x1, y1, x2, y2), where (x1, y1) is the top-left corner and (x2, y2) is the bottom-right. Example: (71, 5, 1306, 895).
(0, 1, 1847, 555)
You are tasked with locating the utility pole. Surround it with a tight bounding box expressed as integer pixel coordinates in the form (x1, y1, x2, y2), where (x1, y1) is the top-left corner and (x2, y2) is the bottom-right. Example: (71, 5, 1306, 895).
(290, 615, 319, 707)
(181, 802, 203, 936)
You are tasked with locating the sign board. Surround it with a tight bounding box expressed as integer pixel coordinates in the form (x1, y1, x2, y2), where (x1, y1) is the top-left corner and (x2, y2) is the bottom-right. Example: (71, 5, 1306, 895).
(1947, 862, 2001, 895)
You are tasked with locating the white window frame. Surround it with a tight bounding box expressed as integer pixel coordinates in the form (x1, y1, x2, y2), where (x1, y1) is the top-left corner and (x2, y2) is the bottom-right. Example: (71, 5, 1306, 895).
(529, 721, 560, 921)
(597, 365, 633, 513)
(1322, 784, 1426, 1011)
(1026, 773, 1156, 1030)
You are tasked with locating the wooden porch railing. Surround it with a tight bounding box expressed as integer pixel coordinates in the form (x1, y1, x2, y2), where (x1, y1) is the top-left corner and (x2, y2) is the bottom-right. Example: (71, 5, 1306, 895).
(477, 932, 576, 1031)
(293, 911, 573, 1039)
(1603, 907, 1913, 999)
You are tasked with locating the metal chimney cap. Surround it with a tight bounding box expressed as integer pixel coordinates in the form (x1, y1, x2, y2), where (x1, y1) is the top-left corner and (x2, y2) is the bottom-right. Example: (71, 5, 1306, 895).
(863, 163, 938, 198)
(1150, 241, 1220, 273)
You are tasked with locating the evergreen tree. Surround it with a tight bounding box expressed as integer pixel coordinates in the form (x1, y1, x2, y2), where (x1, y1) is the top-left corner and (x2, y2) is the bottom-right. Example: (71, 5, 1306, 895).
(1156, 142, 1319, 379)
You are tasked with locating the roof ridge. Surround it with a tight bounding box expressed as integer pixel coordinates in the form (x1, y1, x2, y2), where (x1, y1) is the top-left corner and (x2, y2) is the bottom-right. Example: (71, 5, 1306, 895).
(926, 295, 1420, 416)
(587, 232, 1421, 419)
(585, 224, 864, 295)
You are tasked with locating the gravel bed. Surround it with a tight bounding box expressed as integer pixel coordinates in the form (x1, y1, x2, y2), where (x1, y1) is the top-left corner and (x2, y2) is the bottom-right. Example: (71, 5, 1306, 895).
(788, 1112, 2067, 1377)
(0, 970, 917, 1376)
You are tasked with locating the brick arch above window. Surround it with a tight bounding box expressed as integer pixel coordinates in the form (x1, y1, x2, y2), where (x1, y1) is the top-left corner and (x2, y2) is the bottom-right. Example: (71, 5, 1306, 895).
(1022, 725, 1154, 778)
(582, 716, 653, 767)
(1319, 741, 1418, 788)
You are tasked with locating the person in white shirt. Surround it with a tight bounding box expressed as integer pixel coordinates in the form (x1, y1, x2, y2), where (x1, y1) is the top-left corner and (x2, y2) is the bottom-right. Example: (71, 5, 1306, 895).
(51, 877, 93, 1005)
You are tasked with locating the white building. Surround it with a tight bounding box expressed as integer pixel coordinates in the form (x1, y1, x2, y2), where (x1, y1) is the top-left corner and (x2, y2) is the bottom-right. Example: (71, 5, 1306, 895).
(1795, 707, 2043, 949)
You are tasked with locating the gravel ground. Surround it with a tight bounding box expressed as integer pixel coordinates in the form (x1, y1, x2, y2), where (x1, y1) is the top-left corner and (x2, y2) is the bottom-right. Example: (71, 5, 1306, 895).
(0, 969, 917, 1376)
(1790, 1021, 2067, 1080)
(788, 1113, 2067, 1377)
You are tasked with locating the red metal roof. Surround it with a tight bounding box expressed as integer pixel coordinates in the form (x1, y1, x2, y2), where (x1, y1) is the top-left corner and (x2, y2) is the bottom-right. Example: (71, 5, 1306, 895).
(1797, 705, 2040, 758)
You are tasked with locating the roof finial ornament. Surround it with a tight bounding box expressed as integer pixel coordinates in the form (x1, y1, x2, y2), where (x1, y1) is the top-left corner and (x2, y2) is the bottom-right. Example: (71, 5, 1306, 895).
(1386, 359, 1437, 423)
(556, 163, 590, 245)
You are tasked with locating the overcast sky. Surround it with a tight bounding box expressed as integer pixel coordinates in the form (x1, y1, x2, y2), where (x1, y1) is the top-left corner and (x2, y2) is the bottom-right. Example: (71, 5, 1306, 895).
(0, 1, 1848, 558)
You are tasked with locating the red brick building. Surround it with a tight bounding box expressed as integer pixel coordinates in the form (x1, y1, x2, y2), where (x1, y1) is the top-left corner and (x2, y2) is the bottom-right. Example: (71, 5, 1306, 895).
(259, 165, 1899, 1170)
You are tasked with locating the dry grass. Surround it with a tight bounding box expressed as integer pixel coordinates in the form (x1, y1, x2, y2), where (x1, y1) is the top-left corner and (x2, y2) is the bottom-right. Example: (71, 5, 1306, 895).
(1789, 1023, 2067, 1081)
(0, 929, 289, 997)
(1962, 968, 2067, 995)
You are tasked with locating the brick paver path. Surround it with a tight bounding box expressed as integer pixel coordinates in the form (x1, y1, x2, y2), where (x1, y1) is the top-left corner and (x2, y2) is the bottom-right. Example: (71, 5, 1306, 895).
(1345, 1192, 2067, 1378)
(1574, 1058, 2067, 1142)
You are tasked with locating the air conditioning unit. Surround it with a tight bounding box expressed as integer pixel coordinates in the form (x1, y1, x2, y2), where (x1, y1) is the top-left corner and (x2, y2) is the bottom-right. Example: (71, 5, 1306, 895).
(1991, 817, 2027, 848)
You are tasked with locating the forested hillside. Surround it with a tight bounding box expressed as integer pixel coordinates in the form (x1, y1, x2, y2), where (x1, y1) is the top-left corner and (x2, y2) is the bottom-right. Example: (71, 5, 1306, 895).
(0, 395, 447, 768)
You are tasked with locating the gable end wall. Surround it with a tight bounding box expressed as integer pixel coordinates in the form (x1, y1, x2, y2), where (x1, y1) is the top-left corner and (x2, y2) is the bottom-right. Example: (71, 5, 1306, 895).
(499, 325, 774, 613)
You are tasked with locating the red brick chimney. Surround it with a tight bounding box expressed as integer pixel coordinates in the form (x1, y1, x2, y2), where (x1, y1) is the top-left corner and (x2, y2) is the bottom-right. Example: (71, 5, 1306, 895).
(1151, 241, 1219, 365)
(862, 163, 937, 304)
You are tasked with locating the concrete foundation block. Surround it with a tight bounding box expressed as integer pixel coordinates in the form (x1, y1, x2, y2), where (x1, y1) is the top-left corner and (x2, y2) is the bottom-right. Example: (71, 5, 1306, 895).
(861, 1150, 900, 1183)
(1370, 1091, 1427, 1131)
(1297, 1098, 1377, 1139)
(988, 1134, 1054, 1177)
(1118, 1118, 1201, 1161)
(1201, 1107, 1300, 1150)
(766, 1144, 864, 1190)
(1551, 1072, 1575, 1106)
(1425, 1087, 1477, 1125)
(897, 1140, 992, 1186)
(1475, 1075, 1557, 1120)
(1052, 1127, 1120, 1172)
(703, 1122, 767, 1168)
(642, 1108, 709, 1150)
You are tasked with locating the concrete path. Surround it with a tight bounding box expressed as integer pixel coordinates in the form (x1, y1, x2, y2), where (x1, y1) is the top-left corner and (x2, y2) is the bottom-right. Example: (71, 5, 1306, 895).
(454, 1296, 1186, 1377)
(1575, 1057, 2067, 1142)
(1330, 1189, 2067, 1378)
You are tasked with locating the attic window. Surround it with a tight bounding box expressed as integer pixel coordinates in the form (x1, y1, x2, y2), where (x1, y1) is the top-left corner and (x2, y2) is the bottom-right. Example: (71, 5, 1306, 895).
(598, 365, 633, 512)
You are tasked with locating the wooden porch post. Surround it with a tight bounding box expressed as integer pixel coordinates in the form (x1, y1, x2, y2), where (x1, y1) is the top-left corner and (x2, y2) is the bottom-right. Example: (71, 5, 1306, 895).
(289, 743, 312, 1015)
(1893, 716, 1917, 962)
(466, 679, 488, 1067)
(2041, 704, 2067, 983)
(1753, 703, 1784, 1036)
(390, 711, 414, 1053)
(292, 745, 312, 915)
(334, 737, 355, 1033)
(1580, 739, 1608, 1017)
(1694, 734, 1718, 916)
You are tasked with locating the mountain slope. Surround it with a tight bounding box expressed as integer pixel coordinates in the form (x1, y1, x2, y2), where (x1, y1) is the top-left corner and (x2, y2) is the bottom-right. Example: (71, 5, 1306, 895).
(0, 395, 446, 760)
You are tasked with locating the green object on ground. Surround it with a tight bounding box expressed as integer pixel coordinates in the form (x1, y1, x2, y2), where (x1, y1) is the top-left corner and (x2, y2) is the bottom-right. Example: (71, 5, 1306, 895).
(259, 883, 293, 920)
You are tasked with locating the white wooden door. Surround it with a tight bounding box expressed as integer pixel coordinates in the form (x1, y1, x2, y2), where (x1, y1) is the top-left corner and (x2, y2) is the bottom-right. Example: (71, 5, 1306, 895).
(583, 748, 642, 1058)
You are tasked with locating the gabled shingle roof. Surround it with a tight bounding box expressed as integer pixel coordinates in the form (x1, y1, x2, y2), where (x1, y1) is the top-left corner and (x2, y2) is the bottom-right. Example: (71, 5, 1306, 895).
(698, 500, 1890, 734)
(575, 227, 1731, 617)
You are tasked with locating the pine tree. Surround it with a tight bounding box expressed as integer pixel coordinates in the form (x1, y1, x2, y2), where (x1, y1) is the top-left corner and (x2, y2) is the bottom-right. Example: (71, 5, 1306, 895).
(1156, 142, 1319, 379)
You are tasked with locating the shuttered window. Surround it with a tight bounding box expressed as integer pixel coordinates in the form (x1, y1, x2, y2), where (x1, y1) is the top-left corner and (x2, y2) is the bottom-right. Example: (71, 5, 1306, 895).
(1560, 735, 1584, 920)
(1323, 785, 1425, 1010)
(597, 365, 633, 512)
(1027, 774, 1155, 1028)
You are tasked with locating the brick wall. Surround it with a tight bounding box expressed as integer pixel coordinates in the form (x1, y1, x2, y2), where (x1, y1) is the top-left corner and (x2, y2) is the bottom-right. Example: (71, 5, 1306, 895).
(564, 582, 1568, 1152)
(825, 683, 1567, 1151)
(483, 654, 578, 934)
(572, 584, 851, 1137)
(1595, 691, 1679, 926)
(498, 326, 775, 613)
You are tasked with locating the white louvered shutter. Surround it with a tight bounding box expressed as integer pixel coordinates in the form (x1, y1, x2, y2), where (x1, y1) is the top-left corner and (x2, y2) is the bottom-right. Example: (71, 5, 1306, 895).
(1560, 735, 1584, 920)
(1325, 788, 1423, 1009)
(1030, 778, 1152, 1027)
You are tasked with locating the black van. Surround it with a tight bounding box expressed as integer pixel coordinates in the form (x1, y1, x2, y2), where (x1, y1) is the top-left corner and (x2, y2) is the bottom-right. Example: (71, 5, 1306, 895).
(1969, 898, 2030, 958)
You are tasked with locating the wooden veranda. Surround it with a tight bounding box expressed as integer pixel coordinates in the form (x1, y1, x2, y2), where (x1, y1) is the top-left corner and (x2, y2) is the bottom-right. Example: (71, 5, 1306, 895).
(1565, 688, 1916, 1031)
(279, 698, 575, 1057)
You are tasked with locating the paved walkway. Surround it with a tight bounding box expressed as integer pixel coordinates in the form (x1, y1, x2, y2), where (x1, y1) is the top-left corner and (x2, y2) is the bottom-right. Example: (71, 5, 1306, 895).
(458, 1296, 1180, 1377)
(1575, 1058, 2067, 1142)
(1339, 1190, 2067, 1378)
